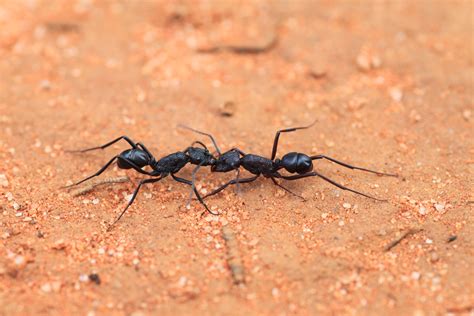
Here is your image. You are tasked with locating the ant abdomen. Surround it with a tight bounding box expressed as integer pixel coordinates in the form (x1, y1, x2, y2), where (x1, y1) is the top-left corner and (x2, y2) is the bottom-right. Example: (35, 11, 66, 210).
(118, 149, 151, 169)
(280, 152, 313, 174)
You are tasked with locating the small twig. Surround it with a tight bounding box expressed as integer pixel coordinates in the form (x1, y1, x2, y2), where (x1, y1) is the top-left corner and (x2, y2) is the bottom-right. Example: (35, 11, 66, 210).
(196, 35, 278, 55)
(384, 228, 423, 251)
(45, 22, 80, 33)
(446, 305, 473, 313)
(447, 235, 457, 243)
(70, 176, 130, 197)
(222, 226, 245, 285)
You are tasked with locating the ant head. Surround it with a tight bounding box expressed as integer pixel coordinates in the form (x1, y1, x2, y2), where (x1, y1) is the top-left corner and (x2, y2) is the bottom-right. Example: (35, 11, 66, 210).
(278, 152, 313, 174)
(211, 149, 241, 172)
(118, 148, 153, 169)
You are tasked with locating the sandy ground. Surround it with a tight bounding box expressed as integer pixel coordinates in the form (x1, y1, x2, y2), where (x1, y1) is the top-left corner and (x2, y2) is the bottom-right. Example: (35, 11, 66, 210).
(0, 1, 473, 315)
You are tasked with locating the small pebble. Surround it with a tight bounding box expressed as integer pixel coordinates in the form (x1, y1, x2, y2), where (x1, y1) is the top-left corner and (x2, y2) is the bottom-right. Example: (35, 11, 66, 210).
(418, 206, 427, 215)
(41, 283, 52, 293)
(52, 239, 67, 250)
(430, 252, 439, 262)
(219, 101, 237, 117)
(79, 274, 89, 282)
(89, 273, 101, 285)
(389, 87, 403, 102)
(342, 203, 351, 209)
(411, 271, 421, 280)
(0, 174, 8, 187)
(462, 109, 471, 121)
(434, 203, 445, 211)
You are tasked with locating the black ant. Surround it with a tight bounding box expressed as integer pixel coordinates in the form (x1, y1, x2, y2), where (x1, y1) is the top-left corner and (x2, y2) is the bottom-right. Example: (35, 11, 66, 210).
(65, 135, 220, 229)
(180, 121, 398, 202)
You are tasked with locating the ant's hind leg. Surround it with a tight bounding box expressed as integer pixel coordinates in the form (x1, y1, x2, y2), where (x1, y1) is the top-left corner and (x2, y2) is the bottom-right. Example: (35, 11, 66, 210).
(270, 177, 305, 201)
(311, 155, 398, 177)
(67, 136, 138, 153)
(279, 171, 387, 201)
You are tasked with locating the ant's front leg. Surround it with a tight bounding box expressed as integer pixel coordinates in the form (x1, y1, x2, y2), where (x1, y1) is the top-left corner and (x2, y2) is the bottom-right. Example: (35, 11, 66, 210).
(67, 136, 138, 153)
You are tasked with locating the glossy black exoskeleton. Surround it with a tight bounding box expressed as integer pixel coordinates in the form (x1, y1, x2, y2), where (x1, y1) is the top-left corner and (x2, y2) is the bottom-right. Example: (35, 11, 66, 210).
(181, 121, 397, 202)
(66, 135, 219, 229)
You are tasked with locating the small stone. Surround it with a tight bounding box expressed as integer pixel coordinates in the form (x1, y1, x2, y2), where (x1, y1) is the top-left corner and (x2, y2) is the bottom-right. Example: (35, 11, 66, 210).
(356, 54, 371, 71)
(418, 205, 427, 215)
(321, 213, 328, 219)
(89, 273, 101, 285)
(219, 217, 229, 226)
(79, 274, 89, 282)
(52, 239, 67, 250)
(0, 174, 8, 187)
(434, 203, 445, 211)
(430, 252, 439, 263)
(338, 220, 345, 226)
(342, 203, 351, 209)
(462, 109, 471, 121)
(411, 271, 421, 280)
(219, 101, 237, 117)
(177, 276, 187, 287)
(272, 287, 280, 297)
(389, 87, 403, 102)
(41, 283, 52, 293)
(425, 239, 433, 244)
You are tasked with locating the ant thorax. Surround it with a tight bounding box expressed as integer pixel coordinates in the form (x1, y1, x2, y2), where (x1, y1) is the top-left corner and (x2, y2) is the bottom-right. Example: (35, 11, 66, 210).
(185, 147, 216, 166)
(211, 150, 240, 172)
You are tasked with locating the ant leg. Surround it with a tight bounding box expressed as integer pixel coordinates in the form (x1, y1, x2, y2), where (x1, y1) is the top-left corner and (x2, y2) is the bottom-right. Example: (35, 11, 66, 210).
(67, 136, 137, 153)
(108, 176, 164, 230)
(65, 156, 118, 187)
(65, 156, 155, 188)
(171, 173, 218, 215)
(178, 125, 222, 155)
(186, 164, 204, 206)
(271, 120, 317, 160)
(269, 176, 305, 201)
(278, 171, 387, 201)
(311, 155, 398, 177)
(234, 169, 241, 195)
(202, 175, 260, 199)
(136, 142, 154, 157)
